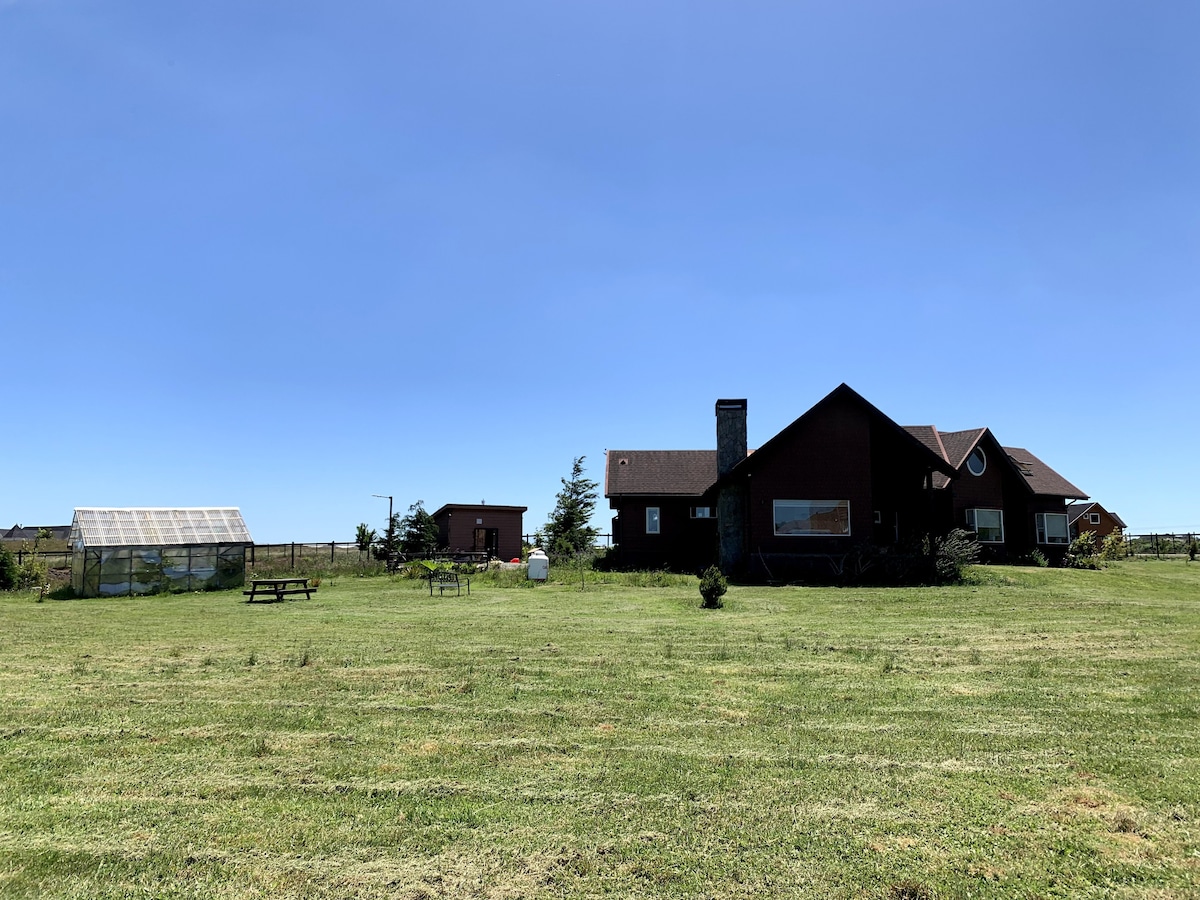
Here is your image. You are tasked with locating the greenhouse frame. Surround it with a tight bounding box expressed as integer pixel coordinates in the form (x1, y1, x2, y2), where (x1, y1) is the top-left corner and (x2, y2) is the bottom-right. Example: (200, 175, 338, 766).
(70, 508, 253, 597)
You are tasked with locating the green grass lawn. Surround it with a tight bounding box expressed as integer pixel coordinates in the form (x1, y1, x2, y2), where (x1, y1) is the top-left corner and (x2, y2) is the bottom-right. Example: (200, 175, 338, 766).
(2, 562, 1198, 899)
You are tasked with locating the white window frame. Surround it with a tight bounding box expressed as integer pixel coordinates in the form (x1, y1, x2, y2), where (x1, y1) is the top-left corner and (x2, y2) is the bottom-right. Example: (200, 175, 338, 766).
(773, 500, 851, 537)
(966, 447, 987, 477)
(965, 508, 1004, 543)
(1088, 512, 1101, 525)
(689, 506, 713, 519)
(1036, 512, 1070, 545)
(646, 507, 660, 535)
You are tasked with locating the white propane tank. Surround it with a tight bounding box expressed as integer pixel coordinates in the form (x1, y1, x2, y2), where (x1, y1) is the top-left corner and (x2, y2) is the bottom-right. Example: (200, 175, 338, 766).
(527, 548, 549, 581)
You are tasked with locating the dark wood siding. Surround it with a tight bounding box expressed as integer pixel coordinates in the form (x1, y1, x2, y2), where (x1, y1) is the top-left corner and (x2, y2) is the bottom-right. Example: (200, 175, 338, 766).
(945, 433, 1023, 560)
(433, 505, 525, 561)
(745, 395, 874, 557)
(610, 497, 717, 571)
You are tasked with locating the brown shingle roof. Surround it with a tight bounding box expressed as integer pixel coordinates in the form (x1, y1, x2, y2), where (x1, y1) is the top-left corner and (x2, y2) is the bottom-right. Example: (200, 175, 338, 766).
(1002, 447, 1088, 500)
(939, 428, 989, 470)
(605, 450, 718, 497)
(903, 425, 1087, 500)
(902, 425, 948, 461)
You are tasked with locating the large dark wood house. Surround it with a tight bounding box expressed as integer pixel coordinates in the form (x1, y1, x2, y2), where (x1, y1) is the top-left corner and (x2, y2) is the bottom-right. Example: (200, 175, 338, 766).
(605, 384, 1088, 578)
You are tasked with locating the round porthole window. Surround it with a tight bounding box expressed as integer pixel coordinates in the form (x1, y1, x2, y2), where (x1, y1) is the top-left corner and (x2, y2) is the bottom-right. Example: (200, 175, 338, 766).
(967, 447, 986, 476)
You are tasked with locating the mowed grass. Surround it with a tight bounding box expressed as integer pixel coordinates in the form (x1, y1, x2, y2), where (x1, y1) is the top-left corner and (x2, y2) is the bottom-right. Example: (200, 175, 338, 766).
(1, 563, 1199, 899)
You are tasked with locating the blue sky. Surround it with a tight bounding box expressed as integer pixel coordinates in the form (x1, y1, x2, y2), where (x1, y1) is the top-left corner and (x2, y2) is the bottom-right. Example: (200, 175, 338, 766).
(2, 1, 1197, 541)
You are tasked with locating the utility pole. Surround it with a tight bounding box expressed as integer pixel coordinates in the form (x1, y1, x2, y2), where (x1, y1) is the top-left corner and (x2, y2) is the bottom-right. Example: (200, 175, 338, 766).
(372, 494, 393, 566)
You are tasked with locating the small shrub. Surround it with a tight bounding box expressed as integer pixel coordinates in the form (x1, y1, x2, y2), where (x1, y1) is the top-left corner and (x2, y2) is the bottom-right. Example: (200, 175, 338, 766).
(0, 546, 17, 591)
(1027, 548, 1048, 567)
(934, 528, 980, 583)
(1064, 531, 1100, 569)
(16, 549, 49, 591)
(1189, 540, 1198, 563)
(1099, 532, 1127, 561)
(699, 566, 727, 609)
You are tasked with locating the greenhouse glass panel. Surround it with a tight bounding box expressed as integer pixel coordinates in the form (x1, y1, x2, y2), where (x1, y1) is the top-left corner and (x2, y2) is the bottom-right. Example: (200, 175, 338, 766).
(100, 556, 132, 578)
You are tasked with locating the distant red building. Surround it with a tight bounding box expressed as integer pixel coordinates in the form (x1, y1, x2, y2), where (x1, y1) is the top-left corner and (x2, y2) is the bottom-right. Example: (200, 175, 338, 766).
(1067, 501, 1126, 543)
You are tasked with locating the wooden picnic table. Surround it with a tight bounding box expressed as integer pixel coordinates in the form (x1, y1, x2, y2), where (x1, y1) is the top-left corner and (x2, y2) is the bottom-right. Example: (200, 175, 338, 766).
(244, 577, 317, 602)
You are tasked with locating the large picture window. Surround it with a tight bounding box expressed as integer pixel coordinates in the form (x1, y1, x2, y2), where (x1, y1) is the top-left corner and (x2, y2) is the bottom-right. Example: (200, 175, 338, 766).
(774, 500, 851, 536)
(966, 508, 1004, 543)
(1036, 512, 1069, 545)
(646, 507, 660, 535)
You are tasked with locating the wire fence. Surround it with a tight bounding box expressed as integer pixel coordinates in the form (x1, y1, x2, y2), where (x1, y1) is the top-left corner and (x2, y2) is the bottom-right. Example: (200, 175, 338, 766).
(1122, 533, 1198, 558)
(6, 532, 1195, 571)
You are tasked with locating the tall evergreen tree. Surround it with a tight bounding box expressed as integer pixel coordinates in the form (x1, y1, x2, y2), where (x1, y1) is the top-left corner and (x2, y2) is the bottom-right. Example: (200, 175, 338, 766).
(373, 512, 403, 562)
(354, 523, 377, 553)
(543, 456, 599, 559)
(399, 501, 440, 556)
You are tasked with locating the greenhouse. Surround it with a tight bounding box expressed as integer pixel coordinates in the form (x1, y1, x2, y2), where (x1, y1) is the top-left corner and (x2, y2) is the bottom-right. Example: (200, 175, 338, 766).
(70, 508, 253, 597)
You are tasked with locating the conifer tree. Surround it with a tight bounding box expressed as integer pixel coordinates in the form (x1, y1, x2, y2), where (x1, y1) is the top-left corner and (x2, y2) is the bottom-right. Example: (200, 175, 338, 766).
(399, 501, 440, 556)
(543, 456, 599, 559)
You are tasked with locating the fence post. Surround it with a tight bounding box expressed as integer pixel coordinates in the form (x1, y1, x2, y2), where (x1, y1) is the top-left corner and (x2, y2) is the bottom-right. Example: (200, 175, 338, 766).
(291, 543, 296, 570)
(331, 541, 336, 563)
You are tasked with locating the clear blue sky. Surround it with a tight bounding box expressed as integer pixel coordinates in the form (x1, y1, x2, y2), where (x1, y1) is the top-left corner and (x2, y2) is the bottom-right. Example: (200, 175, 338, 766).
(3, 1, 1197, 541)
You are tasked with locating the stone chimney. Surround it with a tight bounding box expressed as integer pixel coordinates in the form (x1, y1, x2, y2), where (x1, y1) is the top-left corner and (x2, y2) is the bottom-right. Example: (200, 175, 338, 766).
(715, 399, 748, 575)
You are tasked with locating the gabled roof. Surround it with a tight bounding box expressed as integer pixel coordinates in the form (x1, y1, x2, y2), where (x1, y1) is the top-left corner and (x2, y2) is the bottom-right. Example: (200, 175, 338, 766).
(1, 524, 71, 542)
(1002, 447, 1088, 500)
(1066, 501, 1098, 525)
(904, 423, 1088, 501)
(70, 508, 252, 547)
(726, 384, 955, 482)
(1067, 501, 1124, 527)
(605, 450, 718, 497)
(940, 428, 990, 470)
(902, 425, 948, 462)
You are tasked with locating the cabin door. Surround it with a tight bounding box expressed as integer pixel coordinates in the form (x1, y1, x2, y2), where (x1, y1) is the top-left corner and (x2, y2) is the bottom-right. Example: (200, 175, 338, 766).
(473, 528, 499, 558)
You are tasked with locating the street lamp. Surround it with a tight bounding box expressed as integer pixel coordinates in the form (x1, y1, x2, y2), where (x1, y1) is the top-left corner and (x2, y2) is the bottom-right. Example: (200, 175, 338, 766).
(371, 494, 393, 525)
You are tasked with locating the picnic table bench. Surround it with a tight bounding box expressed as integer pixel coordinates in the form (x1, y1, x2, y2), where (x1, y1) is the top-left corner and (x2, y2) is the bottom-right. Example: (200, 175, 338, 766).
(429, 570, 470, 597)
(244, 577, 317, 602)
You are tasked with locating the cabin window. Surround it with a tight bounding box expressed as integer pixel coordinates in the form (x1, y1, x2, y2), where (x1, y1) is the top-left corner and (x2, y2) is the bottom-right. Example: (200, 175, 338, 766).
(1036, 513, 1070, 545)
(1088, 513, 1101, 525)
(646, 507, 660, 534)
(774, 500, 851, 536)
(690, 507, 713, 518)
(966, 508, 1004, 543)
(966, 447, 986, 476)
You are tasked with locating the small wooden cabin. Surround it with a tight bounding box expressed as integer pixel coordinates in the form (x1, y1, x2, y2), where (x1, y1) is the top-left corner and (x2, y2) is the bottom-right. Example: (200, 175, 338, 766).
(431, 504, 526, 561)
